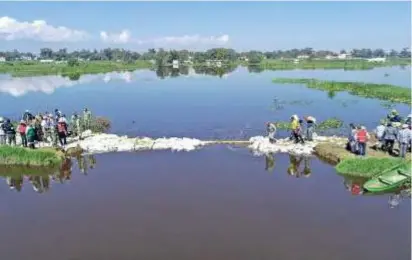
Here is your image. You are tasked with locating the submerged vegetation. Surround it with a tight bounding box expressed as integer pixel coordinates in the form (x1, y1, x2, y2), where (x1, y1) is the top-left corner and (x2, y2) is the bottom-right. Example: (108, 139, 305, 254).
(335, 157, 410, 178)
(0, 146, 64, 167)
(274, 117, 343, 130)
(272, 78, 411, 104)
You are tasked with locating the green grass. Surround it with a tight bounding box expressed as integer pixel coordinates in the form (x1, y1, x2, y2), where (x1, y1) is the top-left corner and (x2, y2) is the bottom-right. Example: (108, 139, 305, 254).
(335, 157, 410, 178)
(0, 146, 63, 166)
(0, 60, 153, 77)
(259, 58, 411, 70)
(272, 78, 411, 104)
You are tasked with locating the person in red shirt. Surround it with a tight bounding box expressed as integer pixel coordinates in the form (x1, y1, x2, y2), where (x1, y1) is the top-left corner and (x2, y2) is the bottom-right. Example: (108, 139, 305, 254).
(355, 126, 370, 156)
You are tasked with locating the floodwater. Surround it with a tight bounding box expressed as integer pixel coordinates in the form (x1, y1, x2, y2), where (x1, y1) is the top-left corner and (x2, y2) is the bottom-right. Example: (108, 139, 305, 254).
(0, 66, 411, 260)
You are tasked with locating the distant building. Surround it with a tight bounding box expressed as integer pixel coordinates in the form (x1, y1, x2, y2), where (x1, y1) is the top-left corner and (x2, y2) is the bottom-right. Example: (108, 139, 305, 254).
(0, 57, 6, 62)
(367, 57, 386, 62)
(205, 59, 222, 67)
(172, 60, 179, 66)
(39, 59, 54, 63)
(297, 55, 310, 59)
(338, 53, 351, 59)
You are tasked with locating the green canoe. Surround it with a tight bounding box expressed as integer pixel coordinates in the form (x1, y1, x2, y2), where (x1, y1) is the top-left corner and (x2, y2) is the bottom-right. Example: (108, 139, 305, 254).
(363, 164, 411, 193)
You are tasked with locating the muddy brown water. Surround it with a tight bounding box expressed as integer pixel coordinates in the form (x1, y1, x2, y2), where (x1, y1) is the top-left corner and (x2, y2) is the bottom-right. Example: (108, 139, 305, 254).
(0, 147, 410, 260)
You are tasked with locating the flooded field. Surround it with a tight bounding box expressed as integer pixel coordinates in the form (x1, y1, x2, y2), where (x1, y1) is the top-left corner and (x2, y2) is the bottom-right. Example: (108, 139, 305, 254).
(0, 66, 411, 260)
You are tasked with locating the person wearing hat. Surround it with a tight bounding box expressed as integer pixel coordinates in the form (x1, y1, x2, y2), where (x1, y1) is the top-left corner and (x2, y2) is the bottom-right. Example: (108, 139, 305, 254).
(17, 120, 28, 147)
(397, 124, 411, 159)
(22, 109, 34, 123)
(387, 109, 402, 123)
(304, 116, 317, 141)
(266, 122, 277, 144)
(0, 117, 5, 145)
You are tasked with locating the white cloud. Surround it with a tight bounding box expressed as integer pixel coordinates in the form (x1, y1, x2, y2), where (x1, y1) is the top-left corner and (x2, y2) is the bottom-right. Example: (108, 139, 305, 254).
(152, 34, 230, 46)
(99, 29, 229, 47)
(0, 16, 89, 42)
(100, 29, 132, 44)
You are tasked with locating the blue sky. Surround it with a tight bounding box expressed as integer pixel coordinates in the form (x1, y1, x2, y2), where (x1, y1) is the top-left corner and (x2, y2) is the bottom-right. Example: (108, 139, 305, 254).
(0, 1, 410, 52)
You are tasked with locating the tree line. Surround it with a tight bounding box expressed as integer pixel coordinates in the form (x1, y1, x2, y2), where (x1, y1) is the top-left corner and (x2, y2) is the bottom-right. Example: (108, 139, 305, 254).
(0, 47, 410, 63)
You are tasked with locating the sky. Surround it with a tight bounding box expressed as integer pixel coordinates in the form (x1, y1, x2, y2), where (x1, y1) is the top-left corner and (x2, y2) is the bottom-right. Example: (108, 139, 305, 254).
(0, 1, 410, 53)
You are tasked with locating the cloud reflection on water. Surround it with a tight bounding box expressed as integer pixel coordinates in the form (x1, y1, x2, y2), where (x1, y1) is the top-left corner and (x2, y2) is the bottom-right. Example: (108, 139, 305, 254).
(0, 66, 235, 97)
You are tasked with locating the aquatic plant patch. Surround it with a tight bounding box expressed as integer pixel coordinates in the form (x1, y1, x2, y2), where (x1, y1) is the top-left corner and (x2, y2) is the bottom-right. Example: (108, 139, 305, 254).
(274, 117, 343, 130)
(0, 146, 63, 166)
(272, 78, 411, 104)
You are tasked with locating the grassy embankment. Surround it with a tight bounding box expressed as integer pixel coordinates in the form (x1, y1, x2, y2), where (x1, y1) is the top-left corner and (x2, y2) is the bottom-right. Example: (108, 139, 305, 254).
(0, 116, 110, 167)
(0, 146, 64, 167)
(335, 157, 410, 178)
(0, 60, 153, 78)
(272, 78, 411, 104)
(257, 58, 411, 70)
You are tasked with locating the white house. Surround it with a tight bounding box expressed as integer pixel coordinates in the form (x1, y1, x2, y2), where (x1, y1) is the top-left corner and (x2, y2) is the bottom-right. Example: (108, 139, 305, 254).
(367, 57, 386, 62)
(297, 55, 310, 59)
(39, 59, 54, 63)
(0, 57, 6, 62)
(338, 53, 350, 59)
(172, 60, 179, 66)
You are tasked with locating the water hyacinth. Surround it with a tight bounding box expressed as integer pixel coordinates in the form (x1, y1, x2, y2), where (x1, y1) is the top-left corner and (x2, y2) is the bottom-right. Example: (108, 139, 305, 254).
(272, 78, 411, 104)
(274, 117, 343, 130)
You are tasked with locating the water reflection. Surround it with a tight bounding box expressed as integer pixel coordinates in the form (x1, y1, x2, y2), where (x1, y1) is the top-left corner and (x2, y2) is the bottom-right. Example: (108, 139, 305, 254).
(0, 65, 237, 97)
(286, 155, 311, 178)
(263, 154, 312, 178)
(0, 154, 96, 193)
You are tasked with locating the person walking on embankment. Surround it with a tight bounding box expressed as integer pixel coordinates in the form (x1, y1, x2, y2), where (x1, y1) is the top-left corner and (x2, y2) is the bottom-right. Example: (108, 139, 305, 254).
(290, 115, 304, 144)
(304, 116, 317, 141)
(17, 120, 28, 147)
(397, 124, 411, 159)
(266, 122, 277, 144)
(382, 122, 398, 155)
(355, 126, 370, 156)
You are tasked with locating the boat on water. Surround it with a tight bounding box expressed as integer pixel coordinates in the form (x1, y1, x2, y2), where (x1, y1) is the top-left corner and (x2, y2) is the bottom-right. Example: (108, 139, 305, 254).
(363, 164, 411, 193)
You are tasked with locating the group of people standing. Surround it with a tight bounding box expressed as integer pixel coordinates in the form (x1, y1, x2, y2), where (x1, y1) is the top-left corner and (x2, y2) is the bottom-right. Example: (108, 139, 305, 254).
(347, 110, 411, 158)
(266, 114, 317, 144)
(0, 108, 92, 149)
